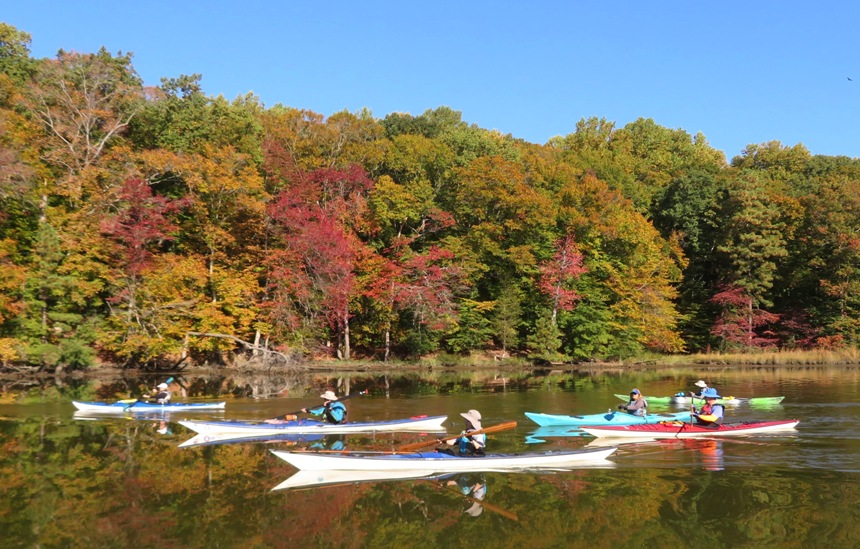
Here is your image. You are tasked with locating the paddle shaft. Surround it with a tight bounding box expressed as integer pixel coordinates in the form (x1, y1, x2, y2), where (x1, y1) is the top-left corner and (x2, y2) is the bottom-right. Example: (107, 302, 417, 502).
(396, 421, 518, 453)
(125, 376, 175, 411)
(270, 390, 368, 421)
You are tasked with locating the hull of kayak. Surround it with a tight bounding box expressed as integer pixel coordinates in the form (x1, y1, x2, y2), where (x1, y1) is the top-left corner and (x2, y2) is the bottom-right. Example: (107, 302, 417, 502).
(271, 446, 618, 471)
(581, 419, 799, 438)
(614, 394, 785, 406)
(525, 410, 693, 427)
(72, 401, 226, 413)
(179, 415, 448, 437)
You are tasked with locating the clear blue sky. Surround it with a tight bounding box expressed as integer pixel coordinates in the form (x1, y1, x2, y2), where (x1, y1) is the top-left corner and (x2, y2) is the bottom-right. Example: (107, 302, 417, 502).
(5, 1, 859, 159)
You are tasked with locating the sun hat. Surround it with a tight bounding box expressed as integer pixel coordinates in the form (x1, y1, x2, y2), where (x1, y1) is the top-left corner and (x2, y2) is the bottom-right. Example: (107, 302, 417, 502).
(464, 502, 484, 517)
(701, 387, 721, 399)
(460, 409, 482, 429)
(630, 388, 641, 395)
(157, 383, 168, 389)
(320, 390, 338, 401)
(694, 380, 708, 388)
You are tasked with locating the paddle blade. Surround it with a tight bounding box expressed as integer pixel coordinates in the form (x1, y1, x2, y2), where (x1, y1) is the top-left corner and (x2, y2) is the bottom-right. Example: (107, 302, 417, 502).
(396, 421, 518, 453)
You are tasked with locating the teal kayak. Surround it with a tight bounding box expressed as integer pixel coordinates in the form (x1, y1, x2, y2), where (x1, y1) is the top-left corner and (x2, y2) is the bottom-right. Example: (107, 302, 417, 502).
(525, 410, 693, 427)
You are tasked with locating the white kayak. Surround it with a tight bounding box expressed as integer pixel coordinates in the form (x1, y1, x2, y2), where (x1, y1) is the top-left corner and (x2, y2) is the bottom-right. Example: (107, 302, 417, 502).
(72, 400, 226, 414)
(179, 415, 448, 437)
(580, 419, 800, 439)
(271, 446, 617, 472)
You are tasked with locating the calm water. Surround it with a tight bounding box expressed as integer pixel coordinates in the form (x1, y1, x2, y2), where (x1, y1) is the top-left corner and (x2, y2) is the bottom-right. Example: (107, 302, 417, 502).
(2, 366, 860, 548)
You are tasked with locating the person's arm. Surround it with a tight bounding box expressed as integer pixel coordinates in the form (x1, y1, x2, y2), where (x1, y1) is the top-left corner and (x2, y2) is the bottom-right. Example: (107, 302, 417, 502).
(465, 431, 486, 450)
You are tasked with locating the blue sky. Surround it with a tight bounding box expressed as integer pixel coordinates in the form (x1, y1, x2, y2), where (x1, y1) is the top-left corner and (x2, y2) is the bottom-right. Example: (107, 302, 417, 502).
(5, 1, 859, 159)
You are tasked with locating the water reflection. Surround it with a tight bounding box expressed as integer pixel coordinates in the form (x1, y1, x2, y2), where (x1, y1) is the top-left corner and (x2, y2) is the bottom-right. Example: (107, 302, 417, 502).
(525, 425, 586, 443)
(441, 474, 494, 518)
(179, 431, 326, 448)
(2, 365, 860, 547)
(155, 419, 172, 435)
(272, 468, 442, 490)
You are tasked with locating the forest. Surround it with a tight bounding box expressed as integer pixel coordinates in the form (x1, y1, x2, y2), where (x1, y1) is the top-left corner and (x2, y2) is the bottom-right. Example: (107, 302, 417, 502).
(2, 23, 860, 372)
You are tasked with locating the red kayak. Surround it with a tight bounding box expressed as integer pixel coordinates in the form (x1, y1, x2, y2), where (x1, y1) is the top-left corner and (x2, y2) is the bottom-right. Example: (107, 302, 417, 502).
(580, 419, 799, 438)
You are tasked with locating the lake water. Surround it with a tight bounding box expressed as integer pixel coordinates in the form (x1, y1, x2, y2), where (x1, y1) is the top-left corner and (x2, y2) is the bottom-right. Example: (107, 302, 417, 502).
(1, 365, 859, 548)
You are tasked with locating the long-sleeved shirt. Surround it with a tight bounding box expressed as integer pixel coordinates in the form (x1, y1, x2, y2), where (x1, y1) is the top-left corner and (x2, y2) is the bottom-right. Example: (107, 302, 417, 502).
(620, 397, 648, 416)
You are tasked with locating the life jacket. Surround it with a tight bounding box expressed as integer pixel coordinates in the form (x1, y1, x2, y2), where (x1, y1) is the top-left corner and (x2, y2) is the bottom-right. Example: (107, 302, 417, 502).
(697, 403, 724, 425)
(323, 401, 347, 424)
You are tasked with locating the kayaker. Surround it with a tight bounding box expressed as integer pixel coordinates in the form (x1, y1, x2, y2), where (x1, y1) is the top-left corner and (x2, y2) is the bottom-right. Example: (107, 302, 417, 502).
(689, 379, 709, 399)
(617, 388, 648, 416)
(439, 409, 486, 456)
(296, 390, 348, 424)
(691, 387, 724, 428)
(145, 382, 171, 404)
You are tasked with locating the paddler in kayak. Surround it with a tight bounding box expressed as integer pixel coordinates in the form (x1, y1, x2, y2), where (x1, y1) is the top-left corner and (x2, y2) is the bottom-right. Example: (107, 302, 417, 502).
(689, 379, 709, 399)
(438, 409, 486, 456)
(691, 387, 725, 428)
(143, 382, 171, 404)
(617, 388, 648, 416)
(302, 390, 347, 424)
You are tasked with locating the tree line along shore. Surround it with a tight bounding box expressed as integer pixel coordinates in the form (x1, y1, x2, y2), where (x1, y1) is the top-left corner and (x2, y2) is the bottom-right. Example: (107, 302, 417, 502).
(2, 23, 860, 374)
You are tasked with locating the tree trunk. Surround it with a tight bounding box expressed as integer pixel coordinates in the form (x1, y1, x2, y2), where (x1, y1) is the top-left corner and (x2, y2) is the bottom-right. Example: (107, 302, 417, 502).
(384, 328, 390, 362)
(253, 329, 261, 356)
(343, 314, 351, 361)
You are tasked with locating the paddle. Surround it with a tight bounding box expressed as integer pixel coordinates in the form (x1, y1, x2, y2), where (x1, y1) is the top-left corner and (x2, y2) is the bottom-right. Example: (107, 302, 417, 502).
(124, 376, 174, 411)
(268, 389, 368, 421)
(395, 421, 518, 453)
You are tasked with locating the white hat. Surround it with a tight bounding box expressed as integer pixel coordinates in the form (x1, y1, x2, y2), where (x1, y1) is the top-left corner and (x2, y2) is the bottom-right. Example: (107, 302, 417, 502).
(320, 390, 338, 401)
(157, 383, 168, 389)
(460, 409, 482, 429)
(694, 380, 708, 388)
(464, 502, 484, 517)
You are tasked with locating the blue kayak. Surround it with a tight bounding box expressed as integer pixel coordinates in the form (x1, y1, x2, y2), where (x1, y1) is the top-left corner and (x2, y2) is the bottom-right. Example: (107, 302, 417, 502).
(525, 410, 693, 427)
(73, 400, 226, 414)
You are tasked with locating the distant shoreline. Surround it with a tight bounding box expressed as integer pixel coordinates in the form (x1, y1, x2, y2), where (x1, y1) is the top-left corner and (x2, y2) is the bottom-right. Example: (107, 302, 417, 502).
(5, 348, 860, 382)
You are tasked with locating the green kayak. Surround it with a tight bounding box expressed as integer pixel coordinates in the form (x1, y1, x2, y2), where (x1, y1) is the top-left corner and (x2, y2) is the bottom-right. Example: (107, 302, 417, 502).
(614, 394, 785, 406)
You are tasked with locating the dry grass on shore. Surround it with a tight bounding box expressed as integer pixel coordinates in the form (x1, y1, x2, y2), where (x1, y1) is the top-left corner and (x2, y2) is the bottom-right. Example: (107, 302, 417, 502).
(664, 348, 860, 366)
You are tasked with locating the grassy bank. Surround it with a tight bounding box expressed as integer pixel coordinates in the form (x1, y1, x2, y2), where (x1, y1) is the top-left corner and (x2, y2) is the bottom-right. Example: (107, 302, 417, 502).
(657, 348, 860, 366)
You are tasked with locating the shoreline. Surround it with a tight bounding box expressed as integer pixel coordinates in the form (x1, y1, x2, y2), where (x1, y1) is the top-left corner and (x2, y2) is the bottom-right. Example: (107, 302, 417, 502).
(4, 353, 860, 384)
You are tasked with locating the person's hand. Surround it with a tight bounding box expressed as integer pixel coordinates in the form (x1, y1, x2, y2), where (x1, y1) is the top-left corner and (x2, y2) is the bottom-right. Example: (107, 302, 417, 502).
(617, 404, 625, 410)
(300, 408, 308, 413)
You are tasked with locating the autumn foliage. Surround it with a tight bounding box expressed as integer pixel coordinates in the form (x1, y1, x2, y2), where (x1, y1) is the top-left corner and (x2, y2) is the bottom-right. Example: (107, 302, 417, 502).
(2, 23, 860, 370)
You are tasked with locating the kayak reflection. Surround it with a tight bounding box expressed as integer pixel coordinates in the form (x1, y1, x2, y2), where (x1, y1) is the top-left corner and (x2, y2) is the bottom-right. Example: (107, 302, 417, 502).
(179, 431, 326, 448)
(272, 470, 518, 521)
